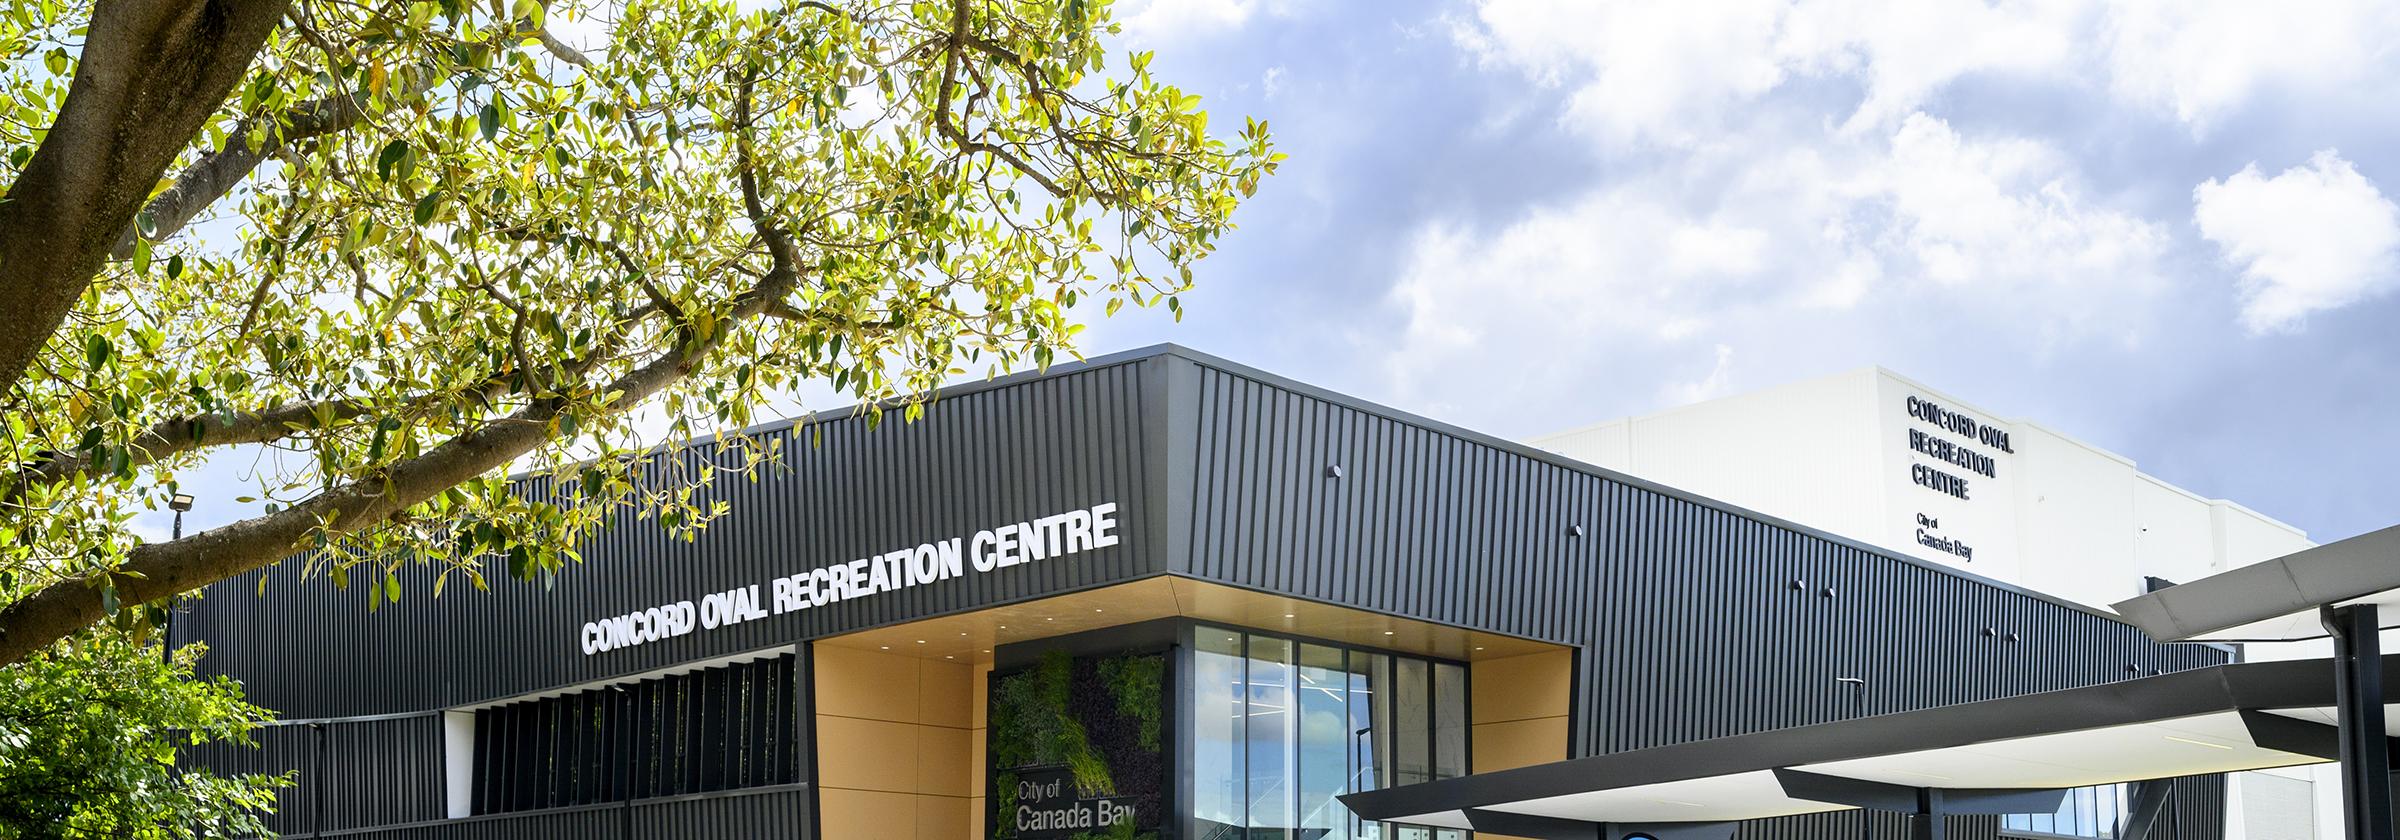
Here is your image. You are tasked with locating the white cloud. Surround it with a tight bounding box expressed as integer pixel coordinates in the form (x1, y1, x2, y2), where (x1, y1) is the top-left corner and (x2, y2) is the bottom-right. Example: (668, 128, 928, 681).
(2102, 1, 2400, 131)
(1452, 0, 2084, 143)
(1451, 0, 1790, 144)
(2195, 150, 2400, 333)
(1452, 0, 2400, 141)
(1382, 113, 2171, 404)
(1117, 0, 1285, 45)
(1666, 344, 1738, 404)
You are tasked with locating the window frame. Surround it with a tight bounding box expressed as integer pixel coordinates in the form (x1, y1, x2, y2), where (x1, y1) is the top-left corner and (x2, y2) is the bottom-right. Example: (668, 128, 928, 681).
(1177, 621, 1473, 840)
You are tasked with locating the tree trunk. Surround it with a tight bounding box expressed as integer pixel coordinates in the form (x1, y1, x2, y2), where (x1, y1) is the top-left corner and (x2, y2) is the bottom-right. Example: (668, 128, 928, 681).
(0, 0, 286, 396)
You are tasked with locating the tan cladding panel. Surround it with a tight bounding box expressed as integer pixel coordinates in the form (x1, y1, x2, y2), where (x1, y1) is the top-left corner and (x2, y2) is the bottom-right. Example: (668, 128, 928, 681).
(1470, 649, 1569, 787)
(816, 645, 980, 839)
(816, 789, 973, 840)
(815, 644, 925, 724)
(1473, 717, 1569, 772)
(1471, 649, 1572, 724)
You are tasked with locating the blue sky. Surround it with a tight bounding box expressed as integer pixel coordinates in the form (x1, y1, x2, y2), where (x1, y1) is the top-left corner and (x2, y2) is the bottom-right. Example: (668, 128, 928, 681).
(1062, 0, 2400, 543)
(154, 0, 2400, 547)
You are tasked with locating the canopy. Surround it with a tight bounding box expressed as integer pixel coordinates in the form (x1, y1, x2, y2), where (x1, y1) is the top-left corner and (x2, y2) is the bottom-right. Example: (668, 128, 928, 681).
(1341, 655, 2397, 830)
(2110, 523, 2400, 642)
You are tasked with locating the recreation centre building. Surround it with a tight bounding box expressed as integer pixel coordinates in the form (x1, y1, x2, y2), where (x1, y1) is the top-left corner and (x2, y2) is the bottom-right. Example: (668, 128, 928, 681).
(180, 345, 2257, 839)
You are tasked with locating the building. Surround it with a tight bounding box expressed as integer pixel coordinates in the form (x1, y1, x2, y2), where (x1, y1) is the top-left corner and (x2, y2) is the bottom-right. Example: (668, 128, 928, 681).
(1528, 366, 2314, 611)
(179, 347, 2232, 840)
(1529, 366, 2328, 839)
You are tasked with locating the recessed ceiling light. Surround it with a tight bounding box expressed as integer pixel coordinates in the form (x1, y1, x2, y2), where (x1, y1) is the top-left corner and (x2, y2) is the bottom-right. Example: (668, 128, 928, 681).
(915, 640, 926, 644)
(880, 646, 890, 650)
(1284, 614, 1295, 619)
(960, 632, 969, 636)
(1382, 631, 1395, 636)
(1045, 617, 1054, 621)
(1093, 608, 1104, 613)
(945, 655, 954, 659)
(1474, 646, 1485, 651)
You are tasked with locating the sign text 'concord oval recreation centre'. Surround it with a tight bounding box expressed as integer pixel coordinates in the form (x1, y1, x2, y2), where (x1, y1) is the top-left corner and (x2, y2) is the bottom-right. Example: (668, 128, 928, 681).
(578, 501, 1121, 655)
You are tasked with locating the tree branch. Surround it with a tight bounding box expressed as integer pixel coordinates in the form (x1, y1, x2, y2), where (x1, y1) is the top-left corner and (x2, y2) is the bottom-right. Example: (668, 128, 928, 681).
(0, 248, 798, 666)
(0, 0, 291, 399)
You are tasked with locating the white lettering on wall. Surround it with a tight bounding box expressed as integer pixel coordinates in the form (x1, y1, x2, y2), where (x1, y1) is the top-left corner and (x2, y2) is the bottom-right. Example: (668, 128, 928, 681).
(582, 501, 1124, 655)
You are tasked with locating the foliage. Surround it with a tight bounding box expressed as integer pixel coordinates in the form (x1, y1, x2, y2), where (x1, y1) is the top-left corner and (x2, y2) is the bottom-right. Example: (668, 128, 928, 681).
(990, 649, 1166, 839)
(1097, 652, 1162, 752)
(0, 637, 286, 838)
(993, 648, 1106, 791)
(0, 0, 1276, 662)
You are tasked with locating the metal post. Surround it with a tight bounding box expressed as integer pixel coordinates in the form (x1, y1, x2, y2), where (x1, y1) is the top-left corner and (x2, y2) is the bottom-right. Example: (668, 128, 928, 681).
(160, 506, 184, 667)
(2323, 603, 2393, 840)
(1912, 787, 1946, 840)
(311, 721, 329, 838)
(2116, 778, 2174, 840)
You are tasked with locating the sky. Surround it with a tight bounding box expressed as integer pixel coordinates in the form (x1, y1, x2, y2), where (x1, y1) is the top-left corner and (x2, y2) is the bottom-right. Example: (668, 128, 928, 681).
(1054, 0, 2400, 544)
(147, 0, 2400, 548)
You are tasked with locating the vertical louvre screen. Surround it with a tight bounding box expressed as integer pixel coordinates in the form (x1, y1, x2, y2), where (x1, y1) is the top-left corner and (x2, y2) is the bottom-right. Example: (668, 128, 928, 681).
(473, 653, 799, 815)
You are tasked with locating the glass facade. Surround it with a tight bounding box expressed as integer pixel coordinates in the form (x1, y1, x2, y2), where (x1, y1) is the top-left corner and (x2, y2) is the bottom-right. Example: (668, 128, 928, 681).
(1189, 625, 1467, 840)
(2002, 784, 2130, 838)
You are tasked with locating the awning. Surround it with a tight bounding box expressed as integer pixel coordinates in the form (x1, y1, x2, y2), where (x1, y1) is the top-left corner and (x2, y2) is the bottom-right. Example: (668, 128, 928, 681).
(1341, 655, 2400, 831)
(2110, 523, 2400, 642)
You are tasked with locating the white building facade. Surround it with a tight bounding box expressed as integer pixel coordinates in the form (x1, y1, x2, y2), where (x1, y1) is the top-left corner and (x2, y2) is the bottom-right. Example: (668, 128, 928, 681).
(1529, 366, 2330, 840)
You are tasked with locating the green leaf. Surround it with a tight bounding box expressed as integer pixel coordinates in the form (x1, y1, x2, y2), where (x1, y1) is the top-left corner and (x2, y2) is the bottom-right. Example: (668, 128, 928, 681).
(43, 47, 66, 76)
(376, 140, 411, 182)
(86, 334, 111, 369)
(413, 192, 443, 226)
(479, 101, 500, 141)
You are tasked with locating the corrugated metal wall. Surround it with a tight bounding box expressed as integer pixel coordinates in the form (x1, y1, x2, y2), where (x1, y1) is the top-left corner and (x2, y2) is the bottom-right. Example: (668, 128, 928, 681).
(1734, 775, 2224, 839)
(185, 358, 1164, 719)
(1170, 359, 2232, 839)
(303, 786, 810, 839)
(183, 715, 447, 835)
(180, 347, 2238, 839)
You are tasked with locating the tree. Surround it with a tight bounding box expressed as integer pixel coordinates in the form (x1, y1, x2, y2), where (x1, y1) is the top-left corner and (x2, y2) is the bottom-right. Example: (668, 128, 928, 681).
(0, 636, 286, 837)
(0, 0, 1279, 665)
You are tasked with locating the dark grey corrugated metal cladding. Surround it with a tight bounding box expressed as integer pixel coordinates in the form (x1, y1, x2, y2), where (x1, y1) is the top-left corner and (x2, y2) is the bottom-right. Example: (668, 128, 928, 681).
(1169, 359, 2224, 752)
(181, 715, 446, 836)
(182, 345, 2232, 839)
(189, 357, 1165, 718)
(294, 786, 809, 839)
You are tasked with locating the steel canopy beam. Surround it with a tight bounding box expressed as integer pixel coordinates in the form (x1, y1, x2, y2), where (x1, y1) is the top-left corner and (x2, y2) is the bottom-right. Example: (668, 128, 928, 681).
(1771, 768, 2070, 816)
(2110, 524, 2400, 642)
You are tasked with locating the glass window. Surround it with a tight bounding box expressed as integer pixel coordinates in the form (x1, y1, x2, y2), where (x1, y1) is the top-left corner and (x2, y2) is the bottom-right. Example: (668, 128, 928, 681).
(2001, 783, 2130, 838)
(1299, 645, 1351, 840)
(1187, 627, 1466, 840)
(1247, 636, 1296, 838)
(1433, 663, 1468, 780)
(1349, 651, 1386, 840)
(1193, 630, 1246, 838)
(1394, 657, 1430, 786)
